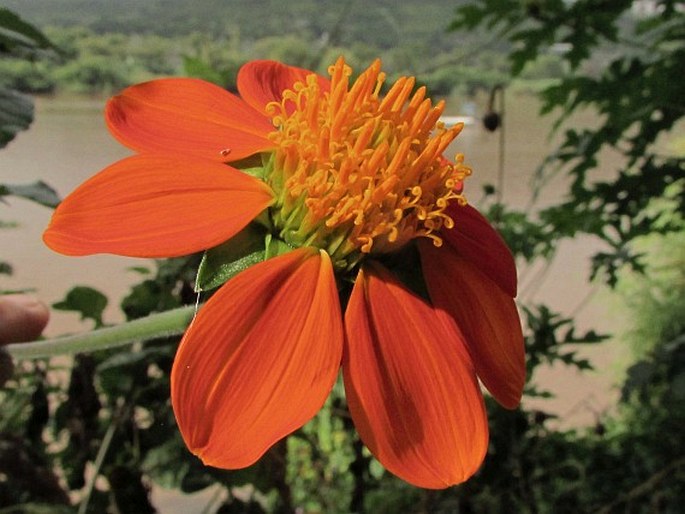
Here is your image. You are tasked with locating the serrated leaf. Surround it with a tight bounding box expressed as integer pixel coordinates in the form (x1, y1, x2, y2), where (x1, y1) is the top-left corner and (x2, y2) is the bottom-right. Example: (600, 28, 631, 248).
(195, 224, 267, 292)
(0, 180, 60, 207)
(53, 286, 108, 327)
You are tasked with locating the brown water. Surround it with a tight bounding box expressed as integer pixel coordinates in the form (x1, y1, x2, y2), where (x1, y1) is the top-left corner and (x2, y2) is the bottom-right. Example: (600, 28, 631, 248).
(0, 92, 628, 432)
(1, 96, 149, 335)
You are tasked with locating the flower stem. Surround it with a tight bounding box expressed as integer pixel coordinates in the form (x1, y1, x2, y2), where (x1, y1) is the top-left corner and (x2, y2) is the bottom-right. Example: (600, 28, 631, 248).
(5, 305, 196, 360)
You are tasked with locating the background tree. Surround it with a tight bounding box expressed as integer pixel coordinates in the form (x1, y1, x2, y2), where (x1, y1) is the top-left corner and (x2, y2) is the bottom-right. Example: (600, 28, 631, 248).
(451, 0, 684, 284)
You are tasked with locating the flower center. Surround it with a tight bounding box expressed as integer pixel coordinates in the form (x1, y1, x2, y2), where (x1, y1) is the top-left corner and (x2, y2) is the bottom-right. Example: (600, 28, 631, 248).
(265, 57, 470, 270)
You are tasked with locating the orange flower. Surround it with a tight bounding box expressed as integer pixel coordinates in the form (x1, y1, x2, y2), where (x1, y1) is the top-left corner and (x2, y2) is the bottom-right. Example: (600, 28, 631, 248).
(44, 58, 525, 489)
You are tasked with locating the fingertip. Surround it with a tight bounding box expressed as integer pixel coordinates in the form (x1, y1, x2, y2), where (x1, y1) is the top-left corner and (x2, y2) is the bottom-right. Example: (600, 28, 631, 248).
(0, 295, 50, 345)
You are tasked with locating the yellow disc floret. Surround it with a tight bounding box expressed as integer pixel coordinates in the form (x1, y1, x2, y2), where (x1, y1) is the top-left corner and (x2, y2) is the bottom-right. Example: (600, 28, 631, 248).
(266, 57, 470, 270)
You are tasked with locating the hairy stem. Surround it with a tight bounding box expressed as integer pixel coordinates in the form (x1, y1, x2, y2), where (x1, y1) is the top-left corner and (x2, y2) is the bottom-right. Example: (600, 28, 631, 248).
(4, 305, 196, 360)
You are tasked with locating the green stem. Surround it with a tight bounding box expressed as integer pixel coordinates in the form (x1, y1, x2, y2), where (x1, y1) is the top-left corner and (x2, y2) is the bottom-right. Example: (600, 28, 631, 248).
(78, 410, 119, 514)
(5, 305, 196, 360)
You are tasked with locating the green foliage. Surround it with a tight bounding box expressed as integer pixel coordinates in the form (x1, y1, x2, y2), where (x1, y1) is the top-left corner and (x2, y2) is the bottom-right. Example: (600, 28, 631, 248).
(0, 1, 525, 96)
(0, 8, 57, 147)
(0, 87, 33, 149)
(443, 2, 685, 511)
(121, 258, 199, 320)
(618, 232, 685, 358)
(0, 10, 60, 313)
(418, 60, 510, 96)
(195, 224, 269, 292)
(524, 304, 607, 378)
(0, 7, 57, 59)
(2, 0, 464, 52)
(0, 59, 55, 93)
(453, 0, 685, 286)
(286, 388, 357, 511)
(182, 56, 232, 87)
(481, 201, 556, 262)
(252, 35, 322, 70)
(0, 181, 60, 208)
(52, 55, 131, 94)
(53, 286, 109, 328)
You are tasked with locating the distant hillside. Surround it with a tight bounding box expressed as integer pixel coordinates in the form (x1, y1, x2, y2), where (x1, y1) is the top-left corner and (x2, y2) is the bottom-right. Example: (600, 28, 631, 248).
(3, 0, 471, 52)
(2, 0, 515, 97)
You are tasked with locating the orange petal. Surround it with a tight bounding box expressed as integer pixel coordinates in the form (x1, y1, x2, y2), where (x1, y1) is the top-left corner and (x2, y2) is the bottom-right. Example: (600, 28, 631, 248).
(171, 248, 343, 468)
(106, 78, 275, 161)
(237, 60, 331, 115)
(443, 204, 518, 297)
(343, 261, 488, 489)
(43, 154, 274, 257)
(419, 240, 525, 409)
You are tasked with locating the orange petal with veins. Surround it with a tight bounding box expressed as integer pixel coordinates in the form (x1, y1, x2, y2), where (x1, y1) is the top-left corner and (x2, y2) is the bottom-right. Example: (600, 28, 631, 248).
(443, 204, 518, 297)
(106, 78, 275, 161)
(237, 60, 330, 115)
(43, 154, 273, 257)
(420, 240, 525, 409)
(172, 248, 343, 468)
(343, 261, 488, 489)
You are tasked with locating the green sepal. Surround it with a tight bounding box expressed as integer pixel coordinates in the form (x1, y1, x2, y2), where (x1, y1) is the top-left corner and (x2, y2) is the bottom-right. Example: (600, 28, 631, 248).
(264, 233, 294, 260)
(229, 153, 268, 180)
(195, 223, 267, 292)
(240, 166, 267, 181)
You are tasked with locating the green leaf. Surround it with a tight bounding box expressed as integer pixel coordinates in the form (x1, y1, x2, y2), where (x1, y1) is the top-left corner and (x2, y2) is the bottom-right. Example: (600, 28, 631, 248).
(53, 286, 108, 328)
(182, 55, 227, 86)
(195, 223, 268, 292)
(0, 261, 12, 275)
(142, 439, 191, 490)
(0, 180, 60, 207)
(180, 468, 215, 493)
(97, 346, 171, 396)
(97, 345, 171, 374)
(264, 233, 294, 260)
(0, 86, 33, 148)
(450, 4, 488, 29)
(0, 7, 58, 57)
(127, 266, 151, 275)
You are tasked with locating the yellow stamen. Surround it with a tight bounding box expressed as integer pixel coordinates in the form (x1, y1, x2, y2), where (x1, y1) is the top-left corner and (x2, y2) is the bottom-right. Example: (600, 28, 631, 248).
(266, 57, 470, 269)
